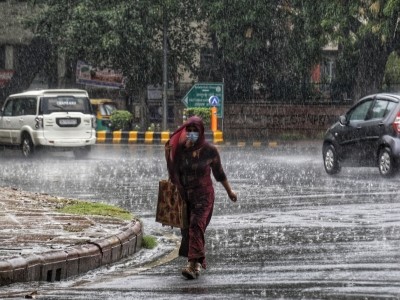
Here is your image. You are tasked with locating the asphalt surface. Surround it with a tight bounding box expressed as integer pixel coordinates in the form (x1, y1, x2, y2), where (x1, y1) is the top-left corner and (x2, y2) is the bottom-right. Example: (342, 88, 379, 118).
(1, 141, 400, 299)
(0, 139, 318, 288)
(0, 186, 142, 286)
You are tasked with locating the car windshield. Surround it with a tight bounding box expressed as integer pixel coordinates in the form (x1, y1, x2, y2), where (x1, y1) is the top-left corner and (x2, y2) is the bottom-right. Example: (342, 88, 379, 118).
(40, 96, 93, 114)
(100, 103, 117, 116)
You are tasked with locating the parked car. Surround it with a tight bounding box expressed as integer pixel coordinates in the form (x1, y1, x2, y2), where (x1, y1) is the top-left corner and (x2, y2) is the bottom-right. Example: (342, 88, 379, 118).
(0, 89, 96, 158)
(90, 98, 117, 131)
(322, 93, 400, 177)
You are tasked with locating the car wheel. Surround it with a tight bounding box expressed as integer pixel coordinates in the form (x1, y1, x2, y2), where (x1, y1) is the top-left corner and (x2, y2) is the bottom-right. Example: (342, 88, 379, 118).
(73, 146, 91, 159)
(323, 144, 341, 175)
(21, 134, 34, 158)
(378, 147, 397, 177)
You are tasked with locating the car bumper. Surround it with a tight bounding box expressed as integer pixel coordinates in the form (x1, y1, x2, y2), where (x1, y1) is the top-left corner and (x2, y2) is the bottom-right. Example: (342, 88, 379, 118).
(33, 136, 96, 147)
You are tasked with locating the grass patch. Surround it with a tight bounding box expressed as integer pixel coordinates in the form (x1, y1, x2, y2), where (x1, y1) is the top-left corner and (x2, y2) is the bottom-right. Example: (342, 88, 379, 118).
(142, 235, 157, 249)
(277, 132, 308, 140)
(277, 131, 325, 141)
(57, 200, 133, 221)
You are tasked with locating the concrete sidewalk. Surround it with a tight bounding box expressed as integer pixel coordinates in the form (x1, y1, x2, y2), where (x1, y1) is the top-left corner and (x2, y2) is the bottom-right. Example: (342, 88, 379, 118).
(0, 187, 142, 286)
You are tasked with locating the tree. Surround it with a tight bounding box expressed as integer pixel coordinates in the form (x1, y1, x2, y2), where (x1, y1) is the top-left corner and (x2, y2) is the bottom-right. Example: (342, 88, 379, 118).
(384, 51, 400, 90)
(296, 0, 400, 102)
(196, 0, 324, 101)
(26, 0, 201, 126)
(198, 0, 400, 102)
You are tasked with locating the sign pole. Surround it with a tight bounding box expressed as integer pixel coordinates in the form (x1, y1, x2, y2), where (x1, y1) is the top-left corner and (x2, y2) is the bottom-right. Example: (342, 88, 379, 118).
(211, 107, 217, 132)
(162, 12, 168, 131)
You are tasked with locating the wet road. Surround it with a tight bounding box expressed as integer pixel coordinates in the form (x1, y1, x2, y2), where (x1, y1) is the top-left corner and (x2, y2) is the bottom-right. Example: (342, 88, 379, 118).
(1, 143, 400, 299)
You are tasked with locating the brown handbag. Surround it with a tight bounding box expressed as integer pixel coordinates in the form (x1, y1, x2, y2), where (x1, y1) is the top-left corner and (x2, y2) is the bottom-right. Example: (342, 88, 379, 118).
(156, 179, 188, 228)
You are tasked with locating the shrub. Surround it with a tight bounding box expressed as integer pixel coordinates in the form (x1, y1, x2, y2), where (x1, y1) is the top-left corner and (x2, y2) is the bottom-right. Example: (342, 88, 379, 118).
(142, 235, 157, 249)
(184, 108, 211, 126)
(110, 110, 133, 130)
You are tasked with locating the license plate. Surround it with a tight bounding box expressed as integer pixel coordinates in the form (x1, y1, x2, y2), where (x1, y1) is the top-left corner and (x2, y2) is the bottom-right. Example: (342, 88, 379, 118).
(59, 118, 78, 125)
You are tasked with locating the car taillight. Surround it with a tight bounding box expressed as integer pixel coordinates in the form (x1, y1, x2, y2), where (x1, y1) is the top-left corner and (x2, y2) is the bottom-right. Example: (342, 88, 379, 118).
(393, 112, 400, 133)
(35, 116, 43, 129)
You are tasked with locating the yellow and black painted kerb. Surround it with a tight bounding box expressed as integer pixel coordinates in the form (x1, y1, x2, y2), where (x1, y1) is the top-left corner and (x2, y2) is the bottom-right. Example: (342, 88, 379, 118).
(96, 130, 224, 144)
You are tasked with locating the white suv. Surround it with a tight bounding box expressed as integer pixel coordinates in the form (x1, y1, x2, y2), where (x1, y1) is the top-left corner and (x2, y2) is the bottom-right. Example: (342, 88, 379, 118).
(0, 89, 96, 158)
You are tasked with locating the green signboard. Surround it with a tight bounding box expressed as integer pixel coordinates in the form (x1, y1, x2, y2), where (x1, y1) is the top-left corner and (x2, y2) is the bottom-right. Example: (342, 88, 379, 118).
(182, 83, 224, 118)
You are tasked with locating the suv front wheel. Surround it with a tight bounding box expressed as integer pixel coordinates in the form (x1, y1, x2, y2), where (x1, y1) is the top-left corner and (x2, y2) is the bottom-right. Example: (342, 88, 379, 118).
(323, 144, 341, 175)
(21, 134, 34, 158)
(378, 147, 397, 177)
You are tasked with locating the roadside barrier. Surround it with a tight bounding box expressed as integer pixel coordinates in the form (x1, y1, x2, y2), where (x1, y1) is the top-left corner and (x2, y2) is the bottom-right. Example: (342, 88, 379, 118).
(96, 130, 224, 144)
(94, 130, 287, 147)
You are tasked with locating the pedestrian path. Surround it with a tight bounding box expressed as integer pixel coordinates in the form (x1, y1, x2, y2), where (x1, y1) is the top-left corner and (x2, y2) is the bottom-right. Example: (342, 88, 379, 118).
(0, 187, 142, 286)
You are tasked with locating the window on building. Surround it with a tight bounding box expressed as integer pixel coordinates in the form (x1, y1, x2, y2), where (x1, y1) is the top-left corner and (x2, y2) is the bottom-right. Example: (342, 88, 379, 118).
(198, 47, 220, 82)
(322, 58, 335, 83)
(200, 48, 214, 72)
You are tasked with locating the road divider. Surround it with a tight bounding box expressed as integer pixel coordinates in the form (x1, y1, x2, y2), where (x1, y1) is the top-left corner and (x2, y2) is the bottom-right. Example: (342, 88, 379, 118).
(96, 130, 224, 144)
(95, 130, 288, 148)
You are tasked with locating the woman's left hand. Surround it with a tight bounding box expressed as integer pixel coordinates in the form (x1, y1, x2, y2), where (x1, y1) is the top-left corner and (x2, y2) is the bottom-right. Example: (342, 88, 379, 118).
(221, 180, 237, 202)
(228, 191, 237, 202)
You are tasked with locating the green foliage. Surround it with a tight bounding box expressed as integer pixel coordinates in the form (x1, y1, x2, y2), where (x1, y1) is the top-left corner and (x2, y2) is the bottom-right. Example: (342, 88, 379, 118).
(198, 1, 323, 100)
(26, 0, 202, 92)
(291, 1, 400, 100)
(147, 123, 161, 131)
(57, 200, 133, 221)
(142, 235, 157, 249)
(384, 52, 400, 88)
(278, 132, 308, 141)
(110, 110, 133, 130)
(23, 1, 400, 103)
(184, 108, 211, 126)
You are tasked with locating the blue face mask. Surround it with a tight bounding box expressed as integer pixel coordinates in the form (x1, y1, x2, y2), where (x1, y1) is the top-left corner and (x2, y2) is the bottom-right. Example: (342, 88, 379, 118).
(186, 132, 199, 143)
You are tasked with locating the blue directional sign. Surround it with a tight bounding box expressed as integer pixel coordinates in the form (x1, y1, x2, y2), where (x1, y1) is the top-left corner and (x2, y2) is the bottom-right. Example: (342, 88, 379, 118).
(209, 96, 220, 106)
(182, 83, 224, 118)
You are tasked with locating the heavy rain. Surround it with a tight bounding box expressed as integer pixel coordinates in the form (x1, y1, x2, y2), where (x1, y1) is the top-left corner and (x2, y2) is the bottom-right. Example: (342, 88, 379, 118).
(1, 1, 400, 299)
(0, 143, 400, 299)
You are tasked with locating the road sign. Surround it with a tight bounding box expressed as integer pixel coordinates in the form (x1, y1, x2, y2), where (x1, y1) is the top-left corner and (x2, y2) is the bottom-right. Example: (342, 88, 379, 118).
(182, 83, 224, 118)
(209, 96, 220, 106)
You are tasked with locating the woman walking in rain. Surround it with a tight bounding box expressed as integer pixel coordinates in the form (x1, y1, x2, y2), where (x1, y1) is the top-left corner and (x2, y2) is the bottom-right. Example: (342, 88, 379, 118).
(165, 116, 237, 280)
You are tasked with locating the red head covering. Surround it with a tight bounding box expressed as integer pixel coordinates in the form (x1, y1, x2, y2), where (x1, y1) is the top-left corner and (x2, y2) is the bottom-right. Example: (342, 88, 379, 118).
(165, 116, 206, 186)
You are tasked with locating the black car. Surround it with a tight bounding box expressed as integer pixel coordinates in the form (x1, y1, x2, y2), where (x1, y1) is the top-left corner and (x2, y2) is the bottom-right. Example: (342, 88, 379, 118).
(322, 93, 400, 177)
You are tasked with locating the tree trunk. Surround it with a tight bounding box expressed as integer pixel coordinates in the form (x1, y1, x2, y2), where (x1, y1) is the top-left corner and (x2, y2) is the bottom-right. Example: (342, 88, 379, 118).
(0, 37, 51, 105)
(351, 36, 389, 102)
(139, 88, 149, 130)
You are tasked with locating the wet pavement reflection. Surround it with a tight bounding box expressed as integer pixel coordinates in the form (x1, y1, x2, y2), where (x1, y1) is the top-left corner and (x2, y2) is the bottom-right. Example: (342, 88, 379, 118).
(0, 143, 399, 299)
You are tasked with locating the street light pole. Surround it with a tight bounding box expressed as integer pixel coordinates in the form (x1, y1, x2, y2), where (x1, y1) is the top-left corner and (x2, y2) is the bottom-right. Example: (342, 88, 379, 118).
(162, 11, 168, 131)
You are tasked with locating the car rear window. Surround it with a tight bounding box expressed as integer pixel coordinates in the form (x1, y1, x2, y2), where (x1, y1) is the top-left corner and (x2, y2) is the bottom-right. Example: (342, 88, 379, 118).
(39, 96, 93, 114)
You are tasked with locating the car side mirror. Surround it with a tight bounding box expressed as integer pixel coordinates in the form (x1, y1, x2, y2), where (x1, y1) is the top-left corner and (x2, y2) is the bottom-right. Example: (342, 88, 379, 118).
(339, 115, 348, 126)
